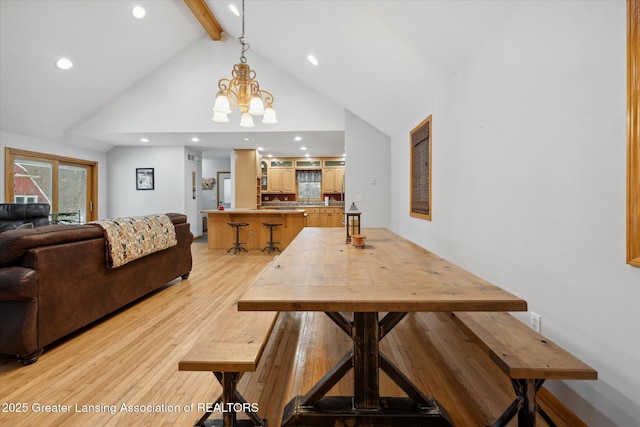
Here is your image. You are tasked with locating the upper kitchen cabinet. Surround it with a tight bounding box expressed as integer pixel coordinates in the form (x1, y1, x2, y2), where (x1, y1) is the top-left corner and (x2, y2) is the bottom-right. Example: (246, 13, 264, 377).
(268, 167, 296, 193)
(322, 168, 345, 193)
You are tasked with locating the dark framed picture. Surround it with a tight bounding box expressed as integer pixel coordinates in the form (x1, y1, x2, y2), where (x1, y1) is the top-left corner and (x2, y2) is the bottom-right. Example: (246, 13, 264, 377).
(136, 168, 154, 190)
(410, 115, 432, 221)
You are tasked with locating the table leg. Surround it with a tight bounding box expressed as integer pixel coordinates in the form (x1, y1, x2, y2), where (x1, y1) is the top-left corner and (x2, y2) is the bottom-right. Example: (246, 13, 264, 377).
(353, 312, 380, 410)
(281, 311, 454, 426)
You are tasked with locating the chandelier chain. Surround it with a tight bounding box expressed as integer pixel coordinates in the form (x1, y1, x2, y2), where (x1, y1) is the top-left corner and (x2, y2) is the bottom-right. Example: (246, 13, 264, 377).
(239, 0, 249, 64)
(212, 0, 277, 125)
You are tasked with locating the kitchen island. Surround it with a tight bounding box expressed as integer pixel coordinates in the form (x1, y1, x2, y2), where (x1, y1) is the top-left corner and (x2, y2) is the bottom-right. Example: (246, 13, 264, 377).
(202, 209, 306, 251)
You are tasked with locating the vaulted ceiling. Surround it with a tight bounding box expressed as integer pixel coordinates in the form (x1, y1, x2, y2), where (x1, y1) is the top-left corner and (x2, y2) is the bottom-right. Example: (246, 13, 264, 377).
(0, 0, 520, 158)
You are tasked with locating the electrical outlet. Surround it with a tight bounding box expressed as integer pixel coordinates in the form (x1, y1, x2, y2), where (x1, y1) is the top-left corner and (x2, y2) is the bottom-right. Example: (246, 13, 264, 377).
(530, 312, 541, 333)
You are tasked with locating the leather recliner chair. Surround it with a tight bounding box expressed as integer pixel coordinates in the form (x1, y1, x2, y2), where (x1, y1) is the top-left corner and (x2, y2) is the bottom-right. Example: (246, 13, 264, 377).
(0, 203, 50, 232)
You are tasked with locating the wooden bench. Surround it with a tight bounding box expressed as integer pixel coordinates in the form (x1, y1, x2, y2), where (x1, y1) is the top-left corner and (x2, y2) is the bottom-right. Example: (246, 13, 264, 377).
(452, 311, 597, 427)
(179, 309, 279, 427)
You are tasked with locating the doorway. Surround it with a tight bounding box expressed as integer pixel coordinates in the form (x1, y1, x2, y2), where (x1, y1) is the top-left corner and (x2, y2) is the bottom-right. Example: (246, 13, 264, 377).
(217, 171, 231, 208)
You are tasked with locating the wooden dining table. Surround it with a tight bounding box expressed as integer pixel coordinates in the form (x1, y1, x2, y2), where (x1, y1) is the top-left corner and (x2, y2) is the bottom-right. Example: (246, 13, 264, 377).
(238, 227, 528, 426)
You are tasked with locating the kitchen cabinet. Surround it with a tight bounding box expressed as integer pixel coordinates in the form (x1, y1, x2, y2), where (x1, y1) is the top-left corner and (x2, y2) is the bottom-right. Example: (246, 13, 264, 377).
(305, 207, 343, 228)
(268, 168, 295, 193)
(320, 207, 343, 227)
(306, 210, 320, 227)
(322, 168, 344, 193)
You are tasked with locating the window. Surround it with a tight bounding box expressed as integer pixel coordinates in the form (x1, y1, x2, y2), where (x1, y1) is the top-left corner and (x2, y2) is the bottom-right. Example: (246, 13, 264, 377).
(15, 195, 38, 203)
(4, 148, 98, 223)
(410, 115, 432, 220)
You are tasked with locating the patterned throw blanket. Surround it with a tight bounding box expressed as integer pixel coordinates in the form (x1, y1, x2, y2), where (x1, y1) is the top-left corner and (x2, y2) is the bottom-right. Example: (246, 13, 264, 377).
(90, 214, 177, 268)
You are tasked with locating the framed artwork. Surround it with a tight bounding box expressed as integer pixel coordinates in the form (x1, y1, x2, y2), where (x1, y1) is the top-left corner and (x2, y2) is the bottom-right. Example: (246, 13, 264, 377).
(192, 171, 196, 200)
(628, 0, 640, 267)
(136, 168, 154, 190)
(410, 115, 432, 220)
(202, 177, 215, 190)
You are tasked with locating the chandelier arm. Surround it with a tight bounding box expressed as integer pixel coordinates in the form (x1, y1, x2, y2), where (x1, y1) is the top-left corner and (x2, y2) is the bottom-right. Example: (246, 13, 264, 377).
(226, 86, 241, 110)
(217, 78, 231, 92)
(260, 90, 275, 106)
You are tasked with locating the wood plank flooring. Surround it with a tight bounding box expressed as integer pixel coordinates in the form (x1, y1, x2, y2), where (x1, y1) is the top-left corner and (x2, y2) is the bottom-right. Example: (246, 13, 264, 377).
(0, 239, 582, 426)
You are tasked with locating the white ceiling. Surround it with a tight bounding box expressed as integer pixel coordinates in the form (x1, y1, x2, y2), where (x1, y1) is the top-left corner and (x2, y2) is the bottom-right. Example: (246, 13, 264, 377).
(0, 0, 521, 159)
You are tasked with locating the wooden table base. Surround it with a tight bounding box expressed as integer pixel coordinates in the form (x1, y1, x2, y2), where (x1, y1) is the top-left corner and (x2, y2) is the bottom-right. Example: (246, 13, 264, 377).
(281, 312, 454, 427)
(282, 395, 452, 427)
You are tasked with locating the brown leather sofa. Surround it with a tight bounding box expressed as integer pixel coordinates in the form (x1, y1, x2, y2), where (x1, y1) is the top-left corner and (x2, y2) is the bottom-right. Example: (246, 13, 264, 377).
(0, 213, 193, 364)
(0, 203, 50, 232)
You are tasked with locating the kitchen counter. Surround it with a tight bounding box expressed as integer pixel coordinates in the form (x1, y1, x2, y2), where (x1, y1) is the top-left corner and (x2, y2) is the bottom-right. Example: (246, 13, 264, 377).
(261, 205, 344, 209)
(201, 209, 306, 251)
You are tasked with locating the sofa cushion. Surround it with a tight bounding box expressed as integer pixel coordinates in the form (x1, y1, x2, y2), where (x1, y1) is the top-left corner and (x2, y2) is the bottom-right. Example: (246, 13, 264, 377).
(0, 224, 103, 267)
(0, 203, 50, 220)
(0, 203, 51, 233)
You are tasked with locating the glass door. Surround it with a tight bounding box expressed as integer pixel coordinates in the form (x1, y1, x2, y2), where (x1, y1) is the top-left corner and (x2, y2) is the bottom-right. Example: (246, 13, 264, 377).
(58, 164, 88, 223)
(5, 148, 97, 223)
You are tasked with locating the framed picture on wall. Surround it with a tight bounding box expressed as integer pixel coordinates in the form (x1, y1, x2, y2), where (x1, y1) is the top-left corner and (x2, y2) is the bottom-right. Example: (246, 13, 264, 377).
(136, 168, 154, 190)
(410, 115, 432, 220)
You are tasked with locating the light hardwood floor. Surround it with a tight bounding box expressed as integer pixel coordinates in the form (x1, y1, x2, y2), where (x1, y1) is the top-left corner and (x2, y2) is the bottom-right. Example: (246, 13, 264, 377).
(0, 239, 583, 426)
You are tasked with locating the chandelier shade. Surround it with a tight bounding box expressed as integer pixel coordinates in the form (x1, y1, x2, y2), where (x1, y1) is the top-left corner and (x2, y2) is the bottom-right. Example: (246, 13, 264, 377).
(212, 0, 276, 126)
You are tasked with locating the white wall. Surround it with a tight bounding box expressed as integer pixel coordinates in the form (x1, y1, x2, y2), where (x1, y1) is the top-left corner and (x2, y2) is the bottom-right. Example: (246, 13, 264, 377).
(0, 130, 108, 219)
(390, 2, 639, 425)
(345, 111, 391, 227)
(107, 146, 187, 220)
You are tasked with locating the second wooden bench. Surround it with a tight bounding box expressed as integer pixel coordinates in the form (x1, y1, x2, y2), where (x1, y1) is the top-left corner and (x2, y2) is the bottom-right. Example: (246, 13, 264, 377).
(179, 309, 279, 427)
(452, 311, 597, 427)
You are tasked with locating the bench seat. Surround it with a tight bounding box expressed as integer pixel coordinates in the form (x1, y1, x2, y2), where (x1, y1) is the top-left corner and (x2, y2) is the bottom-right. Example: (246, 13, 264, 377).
(452, 311, 597, 427)
(179, 310, 279, 427)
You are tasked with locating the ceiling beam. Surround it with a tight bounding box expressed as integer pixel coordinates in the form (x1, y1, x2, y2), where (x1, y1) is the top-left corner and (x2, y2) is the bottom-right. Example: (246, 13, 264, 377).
(184, 0, 223, 41)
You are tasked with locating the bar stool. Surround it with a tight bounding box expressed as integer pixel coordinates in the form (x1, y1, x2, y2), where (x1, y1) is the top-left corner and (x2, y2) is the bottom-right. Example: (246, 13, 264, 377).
(262, 222, 282, 254)
(227, 222, 249, 254)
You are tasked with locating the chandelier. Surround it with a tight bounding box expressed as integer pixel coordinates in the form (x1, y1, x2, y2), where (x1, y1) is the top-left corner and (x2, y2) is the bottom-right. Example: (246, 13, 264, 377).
(212, 0, 277, 127)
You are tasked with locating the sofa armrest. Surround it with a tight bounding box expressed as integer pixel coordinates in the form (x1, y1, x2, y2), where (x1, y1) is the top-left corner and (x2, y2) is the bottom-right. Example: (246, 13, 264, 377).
(166, 213, 187, 225)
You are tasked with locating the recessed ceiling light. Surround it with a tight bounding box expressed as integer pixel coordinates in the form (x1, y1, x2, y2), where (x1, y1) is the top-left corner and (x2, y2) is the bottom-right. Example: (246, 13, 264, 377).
(305, 153, 310, 158)
(140, 138, 149, 143)
(191, 137, 199, 142)
(131, 6, 146, 19)
(257, 146, 264, 151)
(244, 137, 250, 141)
(55, 58, 73, 70)
(267, 154, 273, 158)
(300, 147, 307, 151)
(294, 136, 302, 141)
(229, 4, 240, 16)
(307, 54, 318, 66)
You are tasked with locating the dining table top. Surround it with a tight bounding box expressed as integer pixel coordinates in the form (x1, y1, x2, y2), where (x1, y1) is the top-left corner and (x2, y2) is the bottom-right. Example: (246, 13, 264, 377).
(237, 227, 527, 313)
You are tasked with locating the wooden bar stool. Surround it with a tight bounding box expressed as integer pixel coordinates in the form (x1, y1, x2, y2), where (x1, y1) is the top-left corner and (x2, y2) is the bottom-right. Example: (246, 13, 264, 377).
(227, 222, 249, 254)
(262, 222, 282, 254)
